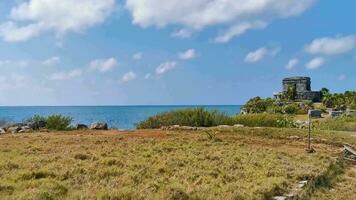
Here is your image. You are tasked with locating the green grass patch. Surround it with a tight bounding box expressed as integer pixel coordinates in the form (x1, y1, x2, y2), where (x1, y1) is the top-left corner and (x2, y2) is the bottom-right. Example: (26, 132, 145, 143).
(136, 107, 236, 129)
(314, 116, 356, 131)
(234, 114, 295, 128)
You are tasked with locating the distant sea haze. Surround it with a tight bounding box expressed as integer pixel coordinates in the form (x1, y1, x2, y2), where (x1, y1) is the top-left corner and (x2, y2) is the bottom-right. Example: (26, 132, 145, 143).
(0, 105, 242, 129)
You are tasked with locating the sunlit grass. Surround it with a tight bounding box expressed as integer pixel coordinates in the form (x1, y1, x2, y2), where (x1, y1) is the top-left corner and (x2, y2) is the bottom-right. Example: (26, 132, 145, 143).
(0, 128, 349, 199)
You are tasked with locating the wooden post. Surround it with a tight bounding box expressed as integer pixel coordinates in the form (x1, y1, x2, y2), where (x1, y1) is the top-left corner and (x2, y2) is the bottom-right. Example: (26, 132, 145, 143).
(306, 110, 315, 153)
(308, 113, 311, 150)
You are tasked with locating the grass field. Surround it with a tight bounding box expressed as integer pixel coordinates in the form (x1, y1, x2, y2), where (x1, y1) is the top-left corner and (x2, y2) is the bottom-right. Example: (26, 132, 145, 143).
(0, 128, 355, 199)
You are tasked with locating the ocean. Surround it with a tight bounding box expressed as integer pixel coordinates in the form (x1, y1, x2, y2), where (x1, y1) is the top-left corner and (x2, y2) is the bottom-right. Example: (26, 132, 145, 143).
(0, 105, 241, 129)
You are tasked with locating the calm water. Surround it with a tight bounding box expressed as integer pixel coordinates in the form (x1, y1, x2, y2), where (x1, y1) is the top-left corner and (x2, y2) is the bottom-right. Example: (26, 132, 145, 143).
(0, 105, 241, 129)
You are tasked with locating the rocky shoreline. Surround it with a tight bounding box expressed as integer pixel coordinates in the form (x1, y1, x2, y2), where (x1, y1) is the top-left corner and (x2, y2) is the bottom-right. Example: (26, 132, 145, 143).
(0, 121, 109, 134)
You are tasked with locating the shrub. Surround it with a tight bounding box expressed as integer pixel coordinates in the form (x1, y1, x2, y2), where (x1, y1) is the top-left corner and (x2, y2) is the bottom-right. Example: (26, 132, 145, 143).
(45, 115, 72, 131)
(314, 116, 356, 131)
(234, 114, 295, 128)
(26, 115, 46, 124)
(27, 114, 72, 131)
(243, 97, 274, 114)
(282, 104, 300, 114)
(136, 108, 235, 129)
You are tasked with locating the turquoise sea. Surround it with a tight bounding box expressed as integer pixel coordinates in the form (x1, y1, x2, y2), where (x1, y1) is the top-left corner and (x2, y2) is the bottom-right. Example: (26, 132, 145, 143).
(0, 105, 241, 129)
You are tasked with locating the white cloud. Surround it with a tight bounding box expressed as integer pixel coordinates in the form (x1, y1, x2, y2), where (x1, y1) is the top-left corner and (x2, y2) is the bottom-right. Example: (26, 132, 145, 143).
(306, 57, 325, 70)
(214, 21, 267, 43)
(285, 58, 299, 70)
(126, 0, 315, 42)
(244, 47, 280, 63)
(155, 61, 177, 76)
(89, 57, 118, 72)
(145, 73, 152, 79)
(43, 56, 60, 66)
(245, 48, 267, 63)
(0, 0, 115, 42)
(121, 71, 137, 83)
(132, 52, 143, 60)
(338, 74, 346, 81)
(0, 59, 28, 67)
(305, 35, 356, 55)
(179, 49, 197, 60)
(48, 69, 82, 80)
(171, 29, 192, 39)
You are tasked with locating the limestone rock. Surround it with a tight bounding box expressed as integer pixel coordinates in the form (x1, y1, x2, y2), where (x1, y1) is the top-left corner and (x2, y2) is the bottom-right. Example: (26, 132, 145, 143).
(75, 124, 88, 130)
(234, 124, 244, 128)
(19, 126, 32, 133)
(27, 121, 47, 130)
(7, 126, 21, 134)
(90, 122, 108, 130)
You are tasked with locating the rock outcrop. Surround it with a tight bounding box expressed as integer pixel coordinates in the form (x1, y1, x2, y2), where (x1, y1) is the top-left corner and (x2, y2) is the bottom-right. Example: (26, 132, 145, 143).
(75, 124, 89, 130)
(90, 122, 108, 130)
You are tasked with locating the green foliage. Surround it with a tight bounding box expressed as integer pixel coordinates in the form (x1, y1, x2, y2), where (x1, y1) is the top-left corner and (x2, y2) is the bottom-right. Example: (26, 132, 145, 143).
(26, 115, 46, 124)
(45, 115, 72, 131)
(243, 96, 305, 115)
(243, 97, 274, 113)
(320, 88, 330, 99)
(136, 108, 236, 129)
(322, 91, 356, 110)
(234, 114, 295, 128)
(27, 114, 72, 131)
(314, 116, 356, 131)
(284, 84, 297, 101)
(282, 104, 300, 114)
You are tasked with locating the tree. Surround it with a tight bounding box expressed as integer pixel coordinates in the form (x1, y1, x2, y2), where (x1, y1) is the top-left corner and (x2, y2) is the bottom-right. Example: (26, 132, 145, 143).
(320, 88, 330, 100)
(284, 85, 297, 101)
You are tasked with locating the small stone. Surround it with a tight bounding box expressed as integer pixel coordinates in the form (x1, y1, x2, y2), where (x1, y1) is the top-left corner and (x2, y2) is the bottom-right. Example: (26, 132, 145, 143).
(217, 125, 231, 128)
(298, 180, 308, 188)
(289, 136, 300, 140)
(273, 196, 287, 200)
(234, 124, 244, 128)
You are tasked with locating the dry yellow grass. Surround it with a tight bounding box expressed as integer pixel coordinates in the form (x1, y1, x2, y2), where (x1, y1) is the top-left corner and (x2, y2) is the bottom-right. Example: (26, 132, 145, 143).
(0, 128, 354, 199)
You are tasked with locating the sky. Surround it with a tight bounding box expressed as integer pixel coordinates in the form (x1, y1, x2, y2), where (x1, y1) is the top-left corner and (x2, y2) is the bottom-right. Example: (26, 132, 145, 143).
(0, 0, 355, 106)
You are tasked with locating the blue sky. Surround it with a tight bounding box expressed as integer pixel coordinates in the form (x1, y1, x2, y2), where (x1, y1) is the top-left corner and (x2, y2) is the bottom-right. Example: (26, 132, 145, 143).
(0, 0, 355, 106)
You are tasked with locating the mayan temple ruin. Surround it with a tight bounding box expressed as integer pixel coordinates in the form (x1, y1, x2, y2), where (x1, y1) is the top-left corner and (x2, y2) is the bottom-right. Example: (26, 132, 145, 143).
(274, 77, 321, 102)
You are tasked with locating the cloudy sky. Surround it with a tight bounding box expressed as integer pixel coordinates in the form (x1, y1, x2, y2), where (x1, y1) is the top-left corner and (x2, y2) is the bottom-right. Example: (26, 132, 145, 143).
(0, 0, 355, 106)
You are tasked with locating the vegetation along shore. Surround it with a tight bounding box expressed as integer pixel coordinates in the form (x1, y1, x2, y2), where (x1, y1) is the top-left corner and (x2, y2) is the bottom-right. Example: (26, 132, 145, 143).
(1, 77, 355, 199)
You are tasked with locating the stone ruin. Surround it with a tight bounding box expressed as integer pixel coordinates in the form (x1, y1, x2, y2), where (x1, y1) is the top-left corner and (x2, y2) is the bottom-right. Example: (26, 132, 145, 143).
(274, 76, 321, 102)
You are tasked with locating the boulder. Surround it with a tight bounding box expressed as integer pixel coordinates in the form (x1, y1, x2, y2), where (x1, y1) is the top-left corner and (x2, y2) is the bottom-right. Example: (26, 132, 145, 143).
(75, 124, 88, 130)
(90, 122, 108, 130)
(27, 121, 46, 130)
(19, 126, 32, 133)
(7, 126, 21, 134)
(0, 128, 6, 134)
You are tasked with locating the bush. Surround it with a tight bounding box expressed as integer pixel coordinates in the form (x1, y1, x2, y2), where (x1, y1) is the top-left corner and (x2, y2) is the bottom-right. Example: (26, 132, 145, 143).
(314, 116, 356, 131)
(282, 104, 300, 114)
(26, 114, 72, 131)
(26, 115, 46, 124)
(243, 97, 274, 114)
(234, 114, 295, 128)
(136, 108, 235, 129)
(46, 115, 72, 131)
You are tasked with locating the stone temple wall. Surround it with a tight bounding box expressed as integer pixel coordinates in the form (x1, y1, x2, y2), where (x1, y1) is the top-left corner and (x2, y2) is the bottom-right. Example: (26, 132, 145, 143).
(283, 77, 311, 93)
(297, 91, 321, 102)
(277, 77, 321, 102)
